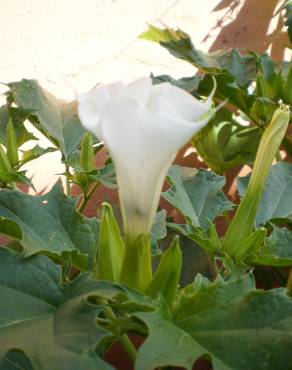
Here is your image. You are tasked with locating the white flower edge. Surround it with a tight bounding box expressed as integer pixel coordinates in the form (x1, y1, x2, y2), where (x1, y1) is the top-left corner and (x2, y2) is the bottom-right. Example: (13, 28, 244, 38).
(77, 77, 216, 240)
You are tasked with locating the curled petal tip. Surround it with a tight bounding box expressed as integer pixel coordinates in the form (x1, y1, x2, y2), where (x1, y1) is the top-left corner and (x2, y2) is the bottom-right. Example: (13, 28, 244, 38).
(206, 75, 217, 104)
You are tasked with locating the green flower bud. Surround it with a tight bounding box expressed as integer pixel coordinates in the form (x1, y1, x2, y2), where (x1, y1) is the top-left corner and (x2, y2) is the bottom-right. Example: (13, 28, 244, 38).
(222, 105, 290, 259)
(0, 144, 12, 172)
(80, 132, 95, 172)
(6, 120, 19, 166)
(98, 203, 125, 282)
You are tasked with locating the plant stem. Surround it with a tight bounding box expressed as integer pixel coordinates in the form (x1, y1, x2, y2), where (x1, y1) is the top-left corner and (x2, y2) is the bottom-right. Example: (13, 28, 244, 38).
(208, 256, 218, 281)
(98, 298, 137, 364)
(96, 317, 110, 326)
(65, 164, 71, 196)
(287, 269, 292, 296)
(118, 333, 137, 364)
(78, 181, 100, 213)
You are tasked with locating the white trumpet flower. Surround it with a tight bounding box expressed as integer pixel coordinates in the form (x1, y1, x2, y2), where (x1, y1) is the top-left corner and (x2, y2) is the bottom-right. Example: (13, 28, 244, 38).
(77, 77, 215, 241)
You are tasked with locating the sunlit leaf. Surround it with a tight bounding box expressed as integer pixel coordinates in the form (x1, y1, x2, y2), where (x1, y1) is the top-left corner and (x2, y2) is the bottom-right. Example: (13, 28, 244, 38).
(7, 80, 85, 159)
(163, 165, 233, 229)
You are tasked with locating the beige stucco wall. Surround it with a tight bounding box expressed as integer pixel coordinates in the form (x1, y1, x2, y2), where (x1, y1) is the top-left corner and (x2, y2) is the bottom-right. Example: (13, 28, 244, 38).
(0, 0, 232, 93)
(0, 0, 290, 192)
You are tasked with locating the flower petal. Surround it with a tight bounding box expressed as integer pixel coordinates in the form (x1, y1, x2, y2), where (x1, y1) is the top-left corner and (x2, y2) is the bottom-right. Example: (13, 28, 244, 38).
(100, 97, 203, 238)
(106, 81, 127, 98)
(77, 84, 110, 138)
(148, 82, 212, 122)
(127, 77, 152, 107)
(77, 77, 216, 240)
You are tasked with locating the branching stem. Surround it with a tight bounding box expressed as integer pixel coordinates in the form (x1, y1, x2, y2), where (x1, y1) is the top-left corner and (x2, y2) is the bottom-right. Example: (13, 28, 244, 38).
(78, 181, 100, 213)
(98, 298, 137, 365)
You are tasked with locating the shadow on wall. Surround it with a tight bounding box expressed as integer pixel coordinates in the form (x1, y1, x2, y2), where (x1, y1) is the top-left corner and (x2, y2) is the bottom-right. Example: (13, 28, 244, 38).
(204, 0, 289, 60)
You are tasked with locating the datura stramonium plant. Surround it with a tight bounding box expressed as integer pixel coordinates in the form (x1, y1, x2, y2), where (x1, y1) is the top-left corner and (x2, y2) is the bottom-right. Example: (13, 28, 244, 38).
(77, 77, 215, 242)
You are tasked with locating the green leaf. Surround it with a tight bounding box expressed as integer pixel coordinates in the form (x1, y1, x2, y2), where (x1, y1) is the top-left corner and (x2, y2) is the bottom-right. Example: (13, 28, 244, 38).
(136, 275, 292, 370)
(249, 96, 277, 123)
(151, 74, 201, 94)
(141, 25, 256, 86)
(0, 170, 34, 189)
(0, 350, 34, 370)
(174, 272, 255, 320)
(20, 144, 57, 166)
(282, 61, 292, 103)
(166, 226, 211, 285)
(193, 107, 262, 173)
(198, 73, 256, 116)
(146, 236, 182, 306)
(163, 165, 233, 229)
(152, 75, 262, 173)
(141, 25, 260, 119)
(7, 80, 85, 159)
(169, 222, 220, 257)
(254, 53, 282, 101)
(237, 162, 292, 225)
(248, 225, 292, 267)
(0, 248, 116, 370)
(88, 164, 117, 189)
(0, 182, 99, 270)
(142, 25, 284, 123)
(150, 210, 167, 255)
(0, 105, 35, 147)
(179, 235, 212, 286)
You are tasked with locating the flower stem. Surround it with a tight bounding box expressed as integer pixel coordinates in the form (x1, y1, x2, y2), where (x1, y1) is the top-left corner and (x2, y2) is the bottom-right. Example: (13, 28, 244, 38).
(65, 164, 71, 196)
(78, 181, 100, 213)
(98, 298, 137, 364)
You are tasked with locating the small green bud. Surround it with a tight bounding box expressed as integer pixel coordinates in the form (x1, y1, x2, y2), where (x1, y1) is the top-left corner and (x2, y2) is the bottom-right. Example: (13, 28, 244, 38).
(80, 132, 95, 172)
(0, 144, 12, 172)
(98, 203, 125, 282)
(6, 120, 19, 166)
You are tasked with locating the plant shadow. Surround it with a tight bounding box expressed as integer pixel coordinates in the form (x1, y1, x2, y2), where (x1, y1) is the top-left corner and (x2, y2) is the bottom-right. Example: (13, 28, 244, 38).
(203, 0, 289, 60)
